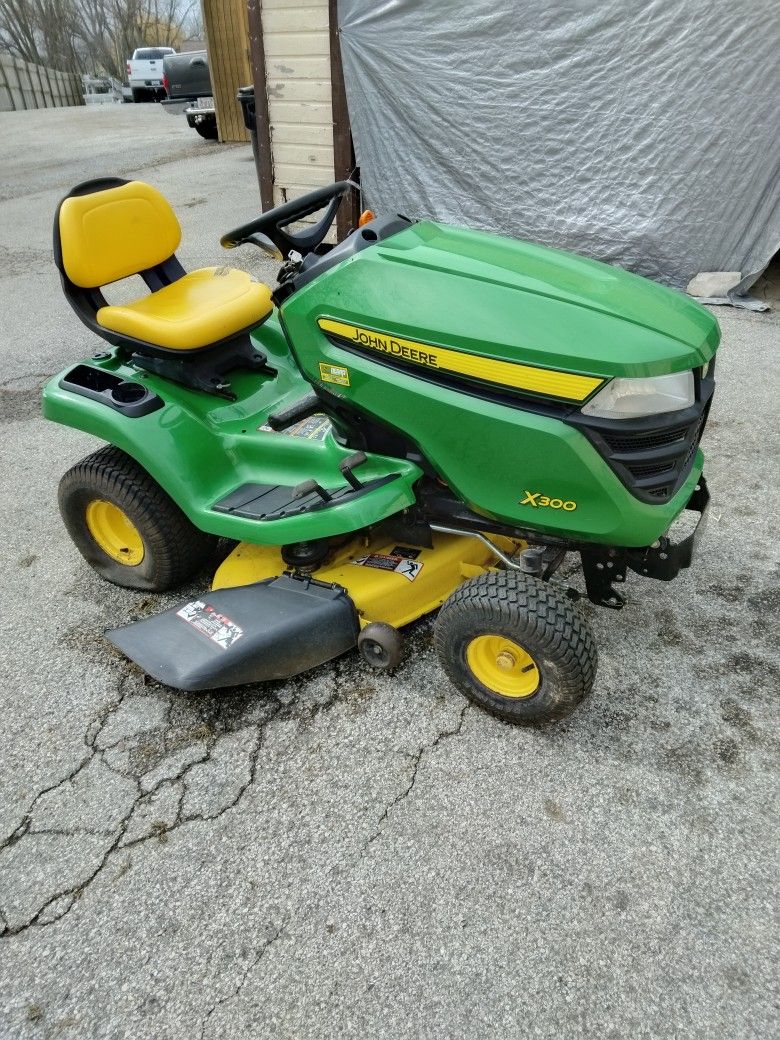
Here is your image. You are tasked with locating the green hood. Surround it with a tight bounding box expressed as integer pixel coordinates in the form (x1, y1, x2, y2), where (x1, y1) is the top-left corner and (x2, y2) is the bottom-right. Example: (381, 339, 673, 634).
(309, 220, 719, 379)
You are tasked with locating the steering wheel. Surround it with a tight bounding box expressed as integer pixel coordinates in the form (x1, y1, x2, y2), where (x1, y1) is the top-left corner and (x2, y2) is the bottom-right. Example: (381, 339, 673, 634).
(220, 180, 358, 260)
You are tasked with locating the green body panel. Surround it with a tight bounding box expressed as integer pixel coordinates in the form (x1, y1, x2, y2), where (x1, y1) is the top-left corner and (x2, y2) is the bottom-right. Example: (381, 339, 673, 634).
(45, 219, 718, 550)
(281, 221, 718, 546)
(284, 318, 703, 546)
(289, 221, 719, 378)
(42, 315, 421, 544)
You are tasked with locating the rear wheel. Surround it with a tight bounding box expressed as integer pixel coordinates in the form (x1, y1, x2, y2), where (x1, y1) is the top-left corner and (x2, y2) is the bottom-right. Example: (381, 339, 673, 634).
(434, 570, 597, 724)
(58, 445, 218, 591)
(131, 88, 146, 103)
(194, 118, 218, 140)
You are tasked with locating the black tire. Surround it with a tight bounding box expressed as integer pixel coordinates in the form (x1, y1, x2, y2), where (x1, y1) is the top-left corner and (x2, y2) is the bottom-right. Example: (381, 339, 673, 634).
(58, 445, 218, 592)
(194, 119, 218, 140)
(358, 622, 403, 670)
(131, 88, 146, 103)
(434, 570, 597, 725)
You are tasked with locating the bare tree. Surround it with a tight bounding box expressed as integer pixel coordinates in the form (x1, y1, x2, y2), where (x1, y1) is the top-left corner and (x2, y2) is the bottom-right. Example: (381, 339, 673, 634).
(0, 0, 81, 71)
(0, 0, 193, 76)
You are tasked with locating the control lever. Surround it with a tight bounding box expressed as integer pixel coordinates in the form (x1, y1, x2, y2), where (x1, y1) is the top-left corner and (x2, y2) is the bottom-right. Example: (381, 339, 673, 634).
(267, 391, 320, 432)
(292, 479, 332, 504)
(338, 451, 368, 491)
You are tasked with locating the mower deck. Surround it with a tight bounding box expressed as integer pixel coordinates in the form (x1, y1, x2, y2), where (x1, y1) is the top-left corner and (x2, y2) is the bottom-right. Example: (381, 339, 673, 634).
(107, 528, 526, 691)
(213, 528, 526, 629)
(108, 573, 360, 691)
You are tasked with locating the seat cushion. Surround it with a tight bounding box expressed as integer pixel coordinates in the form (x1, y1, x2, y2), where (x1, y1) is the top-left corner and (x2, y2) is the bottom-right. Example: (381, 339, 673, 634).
(96, 267, 273, 350)
(59, 181, 181, 289)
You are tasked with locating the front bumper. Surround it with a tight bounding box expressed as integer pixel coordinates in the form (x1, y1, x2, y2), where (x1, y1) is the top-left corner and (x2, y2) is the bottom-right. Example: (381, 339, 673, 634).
(161, 98, 189, 116)
(580, 475, 710, 607)
(627, 475, 710, 580)
(184, 101, 215, 118)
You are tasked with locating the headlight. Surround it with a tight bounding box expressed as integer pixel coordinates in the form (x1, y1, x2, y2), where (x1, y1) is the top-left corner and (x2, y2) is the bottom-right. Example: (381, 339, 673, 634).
(581, 371, 695, 420)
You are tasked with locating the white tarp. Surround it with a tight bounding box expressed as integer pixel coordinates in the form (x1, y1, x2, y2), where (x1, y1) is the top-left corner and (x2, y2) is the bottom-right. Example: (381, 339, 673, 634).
(338, 0, 780, 302)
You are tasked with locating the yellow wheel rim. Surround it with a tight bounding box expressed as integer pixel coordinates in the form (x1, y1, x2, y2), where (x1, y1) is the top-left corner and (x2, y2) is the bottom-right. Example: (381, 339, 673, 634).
(85, 500, 144, 565)
(466, 634, 540, 698)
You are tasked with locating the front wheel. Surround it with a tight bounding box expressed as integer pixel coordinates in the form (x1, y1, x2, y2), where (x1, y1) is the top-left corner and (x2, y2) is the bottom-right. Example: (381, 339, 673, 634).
(58, 445, 218, 591)
(434, 570, 597, 724)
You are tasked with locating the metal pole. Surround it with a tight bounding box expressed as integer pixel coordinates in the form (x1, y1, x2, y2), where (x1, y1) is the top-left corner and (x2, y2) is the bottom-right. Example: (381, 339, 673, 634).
(246, 0, 275, 211)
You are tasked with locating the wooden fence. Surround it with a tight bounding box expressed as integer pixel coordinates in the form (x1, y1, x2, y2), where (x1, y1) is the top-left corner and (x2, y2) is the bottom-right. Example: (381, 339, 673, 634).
(0, 54, 84, 112)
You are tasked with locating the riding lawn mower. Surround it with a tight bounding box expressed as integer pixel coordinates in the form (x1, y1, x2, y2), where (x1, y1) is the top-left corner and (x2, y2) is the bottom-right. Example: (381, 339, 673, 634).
(43, 179, 716, 723)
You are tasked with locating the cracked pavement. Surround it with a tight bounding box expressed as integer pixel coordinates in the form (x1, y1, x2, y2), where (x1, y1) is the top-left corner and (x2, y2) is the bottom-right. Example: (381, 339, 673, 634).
(1, 105, 779, 1039)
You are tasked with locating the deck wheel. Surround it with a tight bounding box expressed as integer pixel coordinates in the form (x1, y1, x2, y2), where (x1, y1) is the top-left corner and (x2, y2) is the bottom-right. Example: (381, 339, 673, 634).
(358, 622, 403, 670)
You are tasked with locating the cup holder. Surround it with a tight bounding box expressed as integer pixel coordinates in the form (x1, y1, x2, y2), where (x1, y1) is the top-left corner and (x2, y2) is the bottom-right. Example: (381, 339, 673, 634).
(59, 365, 164, 418)
(111, 381, 147, 404)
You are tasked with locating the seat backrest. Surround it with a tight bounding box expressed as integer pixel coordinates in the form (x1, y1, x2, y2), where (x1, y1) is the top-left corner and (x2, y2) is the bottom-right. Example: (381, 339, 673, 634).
(57, 180, 181, 289)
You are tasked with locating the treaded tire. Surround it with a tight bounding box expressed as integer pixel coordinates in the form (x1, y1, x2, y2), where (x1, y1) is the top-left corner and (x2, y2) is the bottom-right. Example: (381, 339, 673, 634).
(58, 445, 218, 591)
(434, 570, 597, 725)
(194, 119, 218, 140)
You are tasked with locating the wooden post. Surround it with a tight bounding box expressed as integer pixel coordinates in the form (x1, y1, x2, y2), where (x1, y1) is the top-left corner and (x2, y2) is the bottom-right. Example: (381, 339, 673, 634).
(328, 0, 359, 239)
(246, 0, 275, 210)
(201, 0, 252, 143)
(9, 60, 22, 110)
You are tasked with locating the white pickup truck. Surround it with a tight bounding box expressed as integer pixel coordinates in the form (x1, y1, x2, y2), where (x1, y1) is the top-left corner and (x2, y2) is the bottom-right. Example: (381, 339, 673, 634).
(126, 47, 176, 103)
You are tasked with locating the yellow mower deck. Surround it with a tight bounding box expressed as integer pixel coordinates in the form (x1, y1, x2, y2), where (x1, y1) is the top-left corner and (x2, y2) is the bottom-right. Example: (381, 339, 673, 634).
(213, 529, 526, 629)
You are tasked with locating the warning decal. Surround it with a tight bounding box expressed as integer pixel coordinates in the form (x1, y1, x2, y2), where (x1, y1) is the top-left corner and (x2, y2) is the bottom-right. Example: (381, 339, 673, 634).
(319, 362, 351, 386)
(176, 601, 244, 650)
(390, 546, 421, 560)
(258, 413, 332, 441)
(353, 553, 423, 582)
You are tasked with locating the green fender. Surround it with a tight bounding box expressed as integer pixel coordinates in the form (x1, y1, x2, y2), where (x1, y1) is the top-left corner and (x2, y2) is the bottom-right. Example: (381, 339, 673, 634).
(42, 316, 422, 544)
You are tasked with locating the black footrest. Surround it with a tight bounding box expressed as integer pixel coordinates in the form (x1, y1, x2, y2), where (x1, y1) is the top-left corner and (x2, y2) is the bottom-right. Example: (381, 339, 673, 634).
(213, 474, 398, 521)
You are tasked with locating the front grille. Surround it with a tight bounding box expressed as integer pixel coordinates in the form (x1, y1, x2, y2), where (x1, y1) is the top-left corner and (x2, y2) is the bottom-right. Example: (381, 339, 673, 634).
(627, 460, 676, 478)
(567, 373, 714, 504)
(603, 425, 689, 454)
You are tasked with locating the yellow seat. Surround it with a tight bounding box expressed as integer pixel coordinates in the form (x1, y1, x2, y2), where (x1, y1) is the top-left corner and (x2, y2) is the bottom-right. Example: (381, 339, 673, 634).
(97, 268, 273, 350)
(56, 179, 273, 353)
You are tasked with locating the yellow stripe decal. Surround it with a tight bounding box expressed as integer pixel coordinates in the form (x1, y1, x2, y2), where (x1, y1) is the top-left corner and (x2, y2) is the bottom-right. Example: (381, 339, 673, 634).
(317, 318, 603, 402)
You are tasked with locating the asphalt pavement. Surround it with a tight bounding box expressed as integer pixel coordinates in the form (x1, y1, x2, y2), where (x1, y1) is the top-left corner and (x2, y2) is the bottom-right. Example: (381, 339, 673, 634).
(0, 103, 778, 1040)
